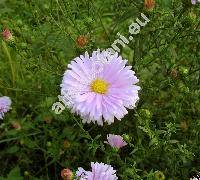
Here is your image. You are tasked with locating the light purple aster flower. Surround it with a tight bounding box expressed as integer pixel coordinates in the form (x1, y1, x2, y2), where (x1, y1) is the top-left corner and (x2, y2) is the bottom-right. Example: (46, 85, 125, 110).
(61, 50, 140, 126)
(0, 96, 12, 119)
(105, 134, 127, 149)
(190, 173, 200, 180)
(76, 162, 118, 180)
(191, 0, 200, 4)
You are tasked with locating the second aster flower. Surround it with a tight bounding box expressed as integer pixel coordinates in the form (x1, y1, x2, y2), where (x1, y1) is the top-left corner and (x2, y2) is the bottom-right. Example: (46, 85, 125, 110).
(105, 134, 127, 149)
(61, 50, 140, 126)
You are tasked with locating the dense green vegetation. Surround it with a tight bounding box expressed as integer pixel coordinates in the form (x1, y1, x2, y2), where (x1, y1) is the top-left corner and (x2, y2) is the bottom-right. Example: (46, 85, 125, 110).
(0, 0, 199, 179)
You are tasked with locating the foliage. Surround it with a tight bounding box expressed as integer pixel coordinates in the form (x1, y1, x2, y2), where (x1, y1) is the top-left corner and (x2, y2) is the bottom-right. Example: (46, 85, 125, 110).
(0, 0, 199, 179)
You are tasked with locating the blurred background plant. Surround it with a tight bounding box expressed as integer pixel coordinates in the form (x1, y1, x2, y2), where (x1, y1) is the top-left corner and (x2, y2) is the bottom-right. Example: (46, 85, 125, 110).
(0, 0, 199, 179)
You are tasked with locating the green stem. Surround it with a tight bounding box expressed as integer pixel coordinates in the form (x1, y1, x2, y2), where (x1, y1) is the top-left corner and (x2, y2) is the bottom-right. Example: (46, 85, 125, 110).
(2, 41, 16, 86)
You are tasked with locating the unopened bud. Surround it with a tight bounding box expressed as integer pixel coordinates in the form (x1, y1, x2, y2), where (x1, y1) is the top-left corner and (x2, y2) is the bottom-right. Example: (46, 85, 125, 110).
(144, 0, 155, 10)
(180, 120, 188, 132)
(179, 66, 189, 76)
(24, 171, 29, 176)
(11, 121, 21, 130)
(139, 109, 152, 119)
(2, 28, 14, 42)
(76, 35, 88, 48)
(47, 141, 52, 147)
(155, 170, 165, 180)
(63, 139, 70, 149)
(61, 168, 73, 180)
(171, 69, 178, 78)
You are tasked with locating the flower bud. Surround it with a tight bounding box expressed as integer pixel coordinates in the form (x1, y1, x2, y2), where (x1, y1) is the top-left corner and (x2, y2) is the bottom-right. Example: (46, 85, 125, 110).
(20, 139, 24, 145)
(47, 141, 52, 147)
(63, 139, 70, 149)
(24, 171, 29, 176)
(11, 121, 21, 130)
(179, 66, 189, 76)
(144, 0, 155, 10)
(76, 35, 88, 48)
(139, 109, 152, 119)
(155, 170, 165, 180)
(188, 11, 197, 23)
(44, 116, 52, 124)
(171, 69, 178, 79)
(180, 120, 188, 132)
(2, 28, 14, 42)
(61, 168, 73, 180)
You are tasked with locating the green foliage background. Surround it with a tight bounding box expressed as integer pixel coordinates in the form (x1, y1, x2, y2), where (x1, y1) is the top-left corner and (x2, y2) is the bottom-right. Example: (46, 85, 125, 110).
(0, 0, 199, 179)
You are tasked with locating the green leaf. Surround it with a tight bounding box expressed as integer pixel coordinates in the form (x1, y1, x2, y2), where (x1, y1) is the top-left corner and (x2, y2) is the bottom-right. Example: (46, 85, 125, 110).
(7, 167, 23, 180)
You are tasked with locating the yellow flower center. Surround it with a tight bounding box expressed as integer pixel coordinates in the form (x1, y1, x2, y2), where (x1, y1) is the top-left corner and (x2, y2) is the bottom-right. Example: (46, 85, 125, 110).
(90, 79, 109, 94)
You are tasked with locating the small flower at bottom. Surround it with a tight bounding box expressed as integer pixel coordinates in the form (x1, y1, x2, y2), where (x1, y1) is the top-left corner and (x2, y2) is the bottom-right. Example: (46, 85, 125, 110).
(61, 168, 73, 180)
(76, 162, 118, 180)
(60, 50, 140, 126)
(0, 96, 12, 120)
(105, 134, 127, 149)
(2, 28, 14, 42)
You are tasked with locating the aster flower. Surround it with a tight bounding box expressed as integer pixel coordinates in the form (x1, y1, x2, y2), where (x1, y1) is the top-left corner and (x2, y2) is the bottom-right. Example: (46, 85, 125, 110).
(190, 174, 200, 180)
(0, 96, 12, 119)
(191, 0, 200, 4)
(76, 162, 118, 180)
(61, 50, 140, 126)
(105, 134, 127, 149)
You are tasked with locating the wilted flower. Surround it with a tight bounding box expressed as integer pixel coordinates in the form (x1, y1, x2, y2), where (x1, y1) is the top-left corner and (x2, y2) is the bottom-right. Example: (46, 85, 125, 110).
(191, 0, 200, 4)
(180, 120, 188, 132)
(2, 28, 14, 41)
(63, 139, 70, 149)
(61, 168, 73, 180)
(171, 69, 178, 78)
(144, 0, 155, 10)
(76, 162, 118, 180)
(60, 50, 140, 126)
(44, 116, 52, 124)
(11, 121, 21, 130)
(0, 96, 12, 119)
(76, 35, 88, 48)
(105, 134, 127, 149)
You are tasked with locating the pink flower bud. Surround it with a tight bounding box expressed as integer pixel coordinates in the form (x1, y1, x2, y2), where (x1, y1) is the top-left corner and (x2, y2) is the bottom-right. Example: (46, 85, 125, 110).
(2, 28, 13, 41)
(61, 168, 73, 180)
